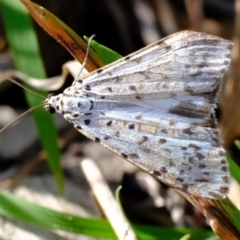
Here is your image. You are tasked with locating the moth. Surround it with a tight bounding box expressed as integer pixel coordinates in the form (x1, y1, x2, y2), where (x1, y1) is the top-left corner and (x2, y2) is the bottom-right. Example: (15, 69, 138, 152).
(45, 30, 232, 199)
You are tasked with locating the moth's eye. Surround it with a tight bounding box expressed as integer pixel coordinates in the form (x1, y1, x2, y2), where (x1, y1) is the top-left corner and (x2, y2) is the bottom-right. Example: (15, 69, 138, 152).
(48, 106, 56, 114)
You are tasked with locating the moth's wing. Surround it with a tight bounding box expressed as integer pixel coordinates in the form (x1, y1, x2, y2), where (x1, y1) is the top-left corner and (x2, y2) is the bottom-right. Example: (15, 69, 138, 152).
(71, 100, 230, 199)
(79, 30, 232, 101)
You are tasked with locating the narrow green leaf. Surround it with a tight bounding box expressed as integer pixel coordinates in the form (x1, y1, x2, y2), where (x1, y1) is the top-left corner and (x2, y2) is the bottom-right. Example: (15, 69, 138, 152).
(84, 36, 122, 64)
(229, 155, 240, 185)
(0, 191, 215, 239)
(0, 0, 64, 192)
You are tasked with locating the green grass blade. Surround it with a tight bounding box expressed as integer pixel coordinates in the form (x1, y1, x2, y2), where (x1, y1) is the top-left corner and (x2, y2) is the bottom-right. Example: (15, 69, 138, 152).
(0, 190, 215, 239)
(84, 36, 122, 64)
(228, 154, 240, 185)
(0, 0, 64, 192)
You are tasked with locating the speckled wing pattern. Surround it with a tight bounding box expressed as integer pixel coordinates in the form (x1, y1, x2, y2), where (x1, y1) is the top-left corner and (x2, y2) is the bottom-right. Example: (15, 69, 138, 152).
(45, 31, 233, 199)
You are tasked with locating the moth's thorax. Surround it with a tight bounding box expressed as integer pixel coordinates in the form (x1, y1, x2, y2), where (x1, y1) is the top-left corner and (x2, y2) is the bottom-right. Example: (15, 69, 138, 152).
(45, 88, 91, 116)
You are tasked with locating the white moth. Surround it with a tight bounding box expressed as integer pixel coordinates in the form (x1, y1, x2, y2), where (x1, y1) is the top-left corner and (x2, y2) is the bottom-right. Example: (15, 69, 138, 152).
(45, 31, 232, 199)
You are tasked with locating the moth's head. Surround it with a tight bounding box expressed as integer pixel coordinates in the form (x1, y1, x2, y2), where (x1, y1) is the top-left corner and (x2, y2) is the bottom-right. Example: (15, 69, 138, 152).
(44, 92, 92, 117)
(44, 94, 63, 114)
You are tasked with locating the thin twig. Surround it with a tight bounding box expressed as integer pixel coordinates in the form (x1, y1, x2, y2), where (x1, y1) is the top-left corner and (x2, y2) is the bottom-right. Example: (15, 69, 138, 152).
(80, 158, 137, 240)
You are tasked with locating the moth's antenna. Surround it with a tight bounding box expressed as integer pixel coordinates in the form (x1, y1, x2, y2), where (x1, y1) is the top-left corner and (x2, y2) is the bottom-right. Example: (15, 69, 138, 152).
(0, 103, 45, 133)
(73, 34, 96, 84)
(3, 75, 47, 99)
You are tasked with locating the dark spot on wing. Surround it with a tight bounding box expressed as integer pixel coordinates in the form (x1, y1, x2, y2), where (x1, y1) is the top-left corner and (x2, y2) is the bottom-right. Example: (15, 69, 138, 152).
(212, 137, 220, 147)
(176, 177, 184, 182)
(129, 86, 137, 91)
(195, 178, 208, 183)
(198, 164, 206, 169)
(85, 85, 91, 91)
(138, 136, 148, 145)
(124, 56, 131, 61)
(104, 136, 110, 140)
(161, 129, 168, 134)
(73, 114, 80, 118)
(165, 44, 171, 51)
(84, 119, 91, 125)
(63, 93, 71, 97)
(196, 153, 205, 159)
(188, 143, 200, 150)
(199, 61, 209, 68)
(219, 187, 228, 194)
(160, 167, 168, 173)
(181, 146, 187, 150)
(107, 87, 112, 92)
(101, 96, 106, 99)
(169, 161, 174, 167)
(97, 69, 103, 74)
(95, 137, 100, 143)
(183, 128, 194, 135)
(56, 105, 60, 111)
(128, 124, 135, 130)
(84, 113, 92, 116)
(218, 150, 225, 156)
(184, 86, 195, 94)
(162, 83, 167, 89)
(190, 70, 202, 78)
(135, 94, 142, 100)
(189, 157, 194, 163)
(159, 138, 167, 144)
(221, 166, 228, 172)
(203, 172, 210, 176)
(143, 148, 151, 153)
(106, 121, 112, 126)
(115, 131, 120, 137)
(222, 176, 229, 183)
(121, 153, 128, 158)
(153, 170, 161, 177)
(115, 76, 121, 83)
(76, 126, 82, 130)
